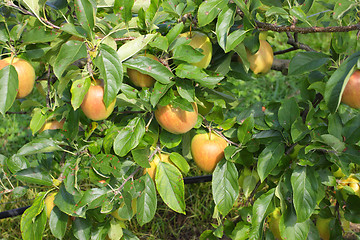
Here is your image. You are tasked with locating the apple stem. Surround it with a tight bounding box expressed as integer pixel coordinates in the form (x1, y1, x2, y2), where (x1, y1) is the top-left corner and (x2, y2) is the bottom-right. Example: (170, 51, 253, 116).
(145, 113, 154, 131)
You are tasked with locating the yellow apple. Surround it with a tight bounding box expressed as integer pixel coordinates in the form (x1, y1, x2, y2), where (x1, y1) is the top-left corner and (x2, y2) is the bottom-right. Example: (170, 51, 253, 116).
(268, 207, 283, 240)
(80, 80, 116, 121)
(0, 57, 36, 98)
(154, 102, 198, 134)
(245, 39, 273, 74)
(191, 132, 228, 173)
(144, 152, 171, 181)
(178, 31, 212, 69)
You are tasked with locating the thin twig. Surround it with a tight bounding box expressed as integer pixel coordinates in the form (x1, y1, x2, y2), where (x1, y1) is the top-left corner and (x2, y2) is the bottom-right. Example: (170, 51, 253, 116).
(5, 111, 29, 114)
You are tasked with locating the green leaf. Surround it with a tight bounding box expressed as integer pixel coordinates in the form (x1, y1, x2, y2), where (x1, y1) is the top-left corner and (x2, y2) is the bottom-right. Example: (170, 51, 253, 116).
(198, 0, 228, 27)
(150, 82, 174, 107)
(333, 0, 354, 19)
(288, 52, 330, 75)
(117, 34, 157, 61)
(160, 130, 182, 148)
(124, 56, 173, 84)
(279, 205, 311, 240)
(225, 30, 248, 53)
(95, 44, 123, 107)
(75, 0, 95, 35)
(278, 98, 300, 131)
(216, 4, 236, 50)
(291, 117, 310, 143)
(21, 0, 42, 21)
(22, 27, 59, 44)
(49, 207, 68, 240)
(137, 174, 157, 225)
(257, 142, 285, 182)
(131, 147, 151, 168)
(15, 167, 53, 186)
(291, 166, 319, 223)
(17, 138, 65, 156)
(60, 23, 88, 39)
(176, 79, 195, 102)
(54, 40, 87, 79)
(249, 188, 275, 240)
(149, 35, 169, 52)
(156, 162, 185, 214)
(114, 0, 134, 23)
(324, 52, 360, 113)
(166, 22, 184, 45)
(70, 78, 91, 110)
(29, 108, 46, 134)
(169, 152, 190, 175)
(0, 65, 18, 115)
(237, 114, 254, 144)
(175, 64, 208, 79)
(212, 159, 239, 216)
(54, 184, 84, 217)
(73, 218, 92, 240)
(91, 222, 110, 240)
(172, 44, 206, 63)
(321, 134, 346, 152)
(108, 219, 123, 240)
(113, 117, 146, 157)
(20, 192, 46, 240)
(6, 155, 29, 173)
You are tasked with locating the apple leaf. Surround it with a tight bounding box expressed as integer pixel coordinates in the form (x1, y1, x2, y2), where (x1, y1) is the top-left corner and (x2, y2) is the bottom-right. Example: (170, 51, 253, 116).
(257, 142, 285, 182)
(324, 51, 360, 113)
(160, 130, 182, 149)
(73, 217, 92, 240)
(95, 44, 123, 108)
(225, 30, 248, 53)
(49, 207, 68, 239)
(291, 166, 319, 223)
(60, 23, 88, 39)
(291, 117, 310, 143)
(156, 162, 185, 214)
(169, 152, 190, 175)
(15, 167, 53, 186)
(172, 44, 205, 63)
(131, 147, 151, 168)
(74, 0, 95, 36)
(6, 155, 29, 173)
(150, 81, 174, 107)
(22, 27, 60, 44)
(113, 117, 146, 157)
(278, 98, 300, 131)
(237, 114, 254, 144)
(117, 34, 157, 62)
(249, 188, 275, 240)
(70, 78, 91, 110)
(175, 78, 195, 103)
(29, 108, 47, 134)
(91, 222, 110, 240)
(279, 205, 311, 240)
(20, 192, 46, 240)
(333, 0, 354, 19)
(53, 40, 87, 79)
(197, 0, 228, 27)
(124, 56, 173, 84)
(216, 4, 235, 51)
(343, 115, 360, 144)
(137, 174, 157, 226)
(0, 65, 18, 115)
(166, 22, 184, 45)
(114, 0, 134, 23)
(212, 159, 239, 216)
(17, 138, 65, 156)
(108, 219, 123, 240)
(54, 184, 85, 217)
(288, 52, 330, 75)
(175, 64, 208, 79)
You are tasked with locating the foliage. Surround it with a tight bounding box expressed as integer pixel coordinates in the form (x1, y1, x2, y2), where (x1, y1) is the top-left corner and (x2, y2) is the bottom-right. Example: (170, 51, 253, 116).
(1, 0, 360, 239)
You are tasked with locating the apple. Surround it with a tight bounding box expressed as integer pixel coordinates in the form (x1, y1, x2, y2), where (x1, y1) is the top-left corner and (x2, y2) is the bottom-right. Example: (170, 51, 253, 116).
(268, 207, 283, 240)
(339, 176, 360, 197)
(144, 152, 171, 181)
(154, 102, 198, 134)
(178, 31, 212, 69)
(316, 217, 331, 240)
(341, 70, 360, 109)
(0, 57, 35, 98)
(80, 80, 116, 121)
(44, 192, 57, 218)
(191, 132, 228, 173)
(245, 37, 273, 74)
(40, 119, 65, 132)
(127, 54, 159, 88)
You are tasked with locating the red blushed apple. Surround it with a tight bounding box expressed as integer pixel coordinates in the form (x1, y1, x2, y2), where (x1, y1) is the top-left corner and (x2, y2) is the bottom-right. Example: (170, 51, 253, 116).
(0, 57, 35, 98)
(80, 80, 116, 121)
(191, 132, 228, 173)
(341, 70, 360, 109)
(154, 103, 198, 134)
(127, 54, 160, 88)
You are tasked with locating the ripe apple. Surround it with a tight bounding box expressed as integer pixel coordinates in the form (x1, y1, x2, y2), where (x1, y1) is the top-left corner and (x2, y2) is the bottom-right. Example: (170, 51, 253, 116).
(144, 152, 171, 181)
(178, 31, 212, 69)
(44, 192, 57, 218)
(245, 39, 273, 74)
(111, 198, 137, 221)
(40, 119, 65, 132)
(127, 54, 159, 88)
(338, 176, 360, 198)
(0, 57, 35, 98)
(268, 207, 283, 240)
(341, 70, 360, 109)
(316, 217, 331, 240)
(154, 102, 198, 134)
(80, 80, 116, 121)
(191, 132, 228, 173)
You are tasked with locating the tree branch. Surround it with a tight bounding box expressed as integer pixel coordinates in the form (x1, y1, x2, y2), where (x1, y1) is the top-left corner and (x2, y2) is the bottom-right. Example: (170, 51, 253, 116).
(271, 58, 290, 75)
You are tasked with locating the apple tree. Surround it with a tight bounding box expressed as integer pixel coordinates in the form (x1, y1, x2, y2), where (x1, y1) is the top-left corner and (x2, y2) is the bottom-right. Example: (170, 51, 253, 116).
(1, 0, 360, 239)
